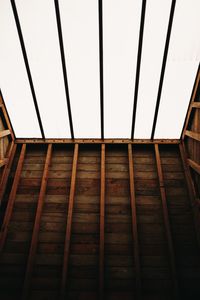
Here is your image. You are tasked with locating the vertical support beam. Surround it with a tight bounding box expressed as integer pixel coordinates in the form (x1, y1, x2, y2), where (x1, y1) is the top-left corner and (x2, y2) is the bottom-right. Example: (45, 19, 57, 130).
(131, 0, 146, 139)
(128, 144, 141, 299)
(0, 144, 26, 252)
(0, 141, 17, 204)
(179, 142, 200, 247)
(54, 0, 74, 139)
(60, 144, 79, 300)
(151, 0, 176, 140)
(21, 144, 52, 300)
(154, 144, 179, 299)
(99, 144, 105, 299)
(98, 0, 104, 139)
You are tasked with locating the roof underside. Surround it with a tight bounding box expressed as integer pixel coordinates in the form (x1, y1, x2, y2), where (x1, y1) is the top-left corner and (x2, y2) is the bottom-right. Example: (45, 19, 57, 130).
(0, 0, 200, 139)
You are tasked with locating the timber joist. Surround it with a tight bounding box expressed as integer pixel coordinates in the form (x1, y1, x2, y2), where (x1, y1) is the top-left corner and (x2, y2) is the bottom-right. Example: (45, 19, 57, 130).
(0, 143, 200, 299)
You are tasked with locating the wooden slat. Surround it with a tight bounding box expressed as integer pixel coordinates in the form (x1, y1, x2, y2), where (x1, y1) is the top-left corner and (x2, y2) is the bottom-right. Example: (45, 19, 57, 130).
(154, 144, 179, 298)
(128, 144, 141, 299)
(191, 102, 200, 108)
(185, 130, 200, 142)
(60, 143, 79, 300)
(179, 142, 200, 247)
(0, 142, 17, 203)
(0, 129, 11, 139)
(99, 144, 105, 299)
(0, 158, 8, 168)
(15, 138, 180, 144)
(182, 68, 200, 139)
(21, 144, 52, 300)
(0, 94, 15, 140)
(188, 158, 200, 175)
(0, 144, 26, 252)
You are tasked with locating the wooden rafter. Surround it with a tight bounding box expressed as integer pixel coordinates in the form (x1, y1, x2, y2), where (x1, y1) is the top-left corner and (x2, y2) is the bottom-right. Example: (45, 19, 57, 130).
(0, 141, 17, 204)
(154, 144, 179, 298)
(21, 144, 52, 300)
(99, 144, 105, 299)
(60, 143, 79, 299)
(179, 142, 200, 247)
(0, 144, 26, 252)
(128, 144, 141, 298)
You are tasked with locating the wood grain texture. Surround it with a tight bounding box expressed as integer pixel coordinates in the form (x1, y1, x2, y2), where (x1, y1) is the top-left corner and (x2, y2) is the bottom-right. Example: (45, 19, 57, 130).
(60, 144, 79, 300)
(128, 144, 141, 299)
(154, 144, 179, 299)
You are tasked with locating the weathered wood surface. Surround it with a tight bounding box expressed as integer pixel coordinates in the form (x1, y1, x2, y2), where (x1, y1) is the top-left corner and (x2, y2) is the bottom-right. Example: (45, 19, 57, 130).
(0, 144, 199, 299)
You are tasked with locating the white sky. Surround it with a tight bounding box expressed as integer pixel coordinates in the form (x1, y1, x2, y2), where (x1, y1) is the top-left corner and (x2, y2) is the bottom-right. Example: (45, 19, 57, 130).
(0, 0, 199, 139)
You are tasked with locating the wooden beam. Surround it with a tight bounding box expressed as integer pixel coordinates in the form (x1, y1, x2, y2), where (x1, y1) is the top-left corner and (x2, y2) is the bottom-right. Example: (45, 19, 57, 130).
(188, 158, 200, 176)
(99, 144, 105, 299)
(154, 144, 179, 298)
(179, 142, 200, 248)
(0, 144, 26, 252)
(21, 144, 52, 300)
(60, 143, 79, 300)
(15, 138, 180, 145)
(185, 130, 200, 142)
(128, 144, 141, 299)
(182, 68, 200, 139)
(0, 129, 11, 139)
(191, 102, 200, 108)
(0, 142, 17, 204)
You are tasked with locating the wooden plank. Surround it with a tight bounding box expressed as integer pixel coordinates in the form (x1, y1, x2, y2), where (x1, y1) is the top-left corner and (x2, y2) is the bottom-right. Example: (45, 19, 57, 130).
(128, 144, 141, 299)
(21, 144, 52, 300)
(188, 158, 200, 175)
(0, 129, 11, 139)
(185, 130, 200, 142)
(154, 144, 179, 298)
(0, 144, 26, 252)
(0, 142, 17, 204)
(179, 142, 200, 247)
(191, 102, 200, 108)
(182, 68, 200, 139)
(15, 138, 180, 144)
(60, 144, 79, 300)
(99, 144, 105, 299)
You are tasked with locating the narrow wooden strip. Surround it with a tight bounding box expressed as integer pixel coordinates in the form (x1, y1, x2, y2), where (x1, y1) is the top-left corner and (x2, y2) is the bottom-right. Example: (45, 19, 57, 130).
(0, 158, 8, 168)
(15, 138, 180, 144)
(0, 129, 11, 139)
(188, 158, 200, 175)
(185, 130, 200, 142)
(182, 69, 200, 139)
(60, 144, 79, 300)
(0, 93, 15, 140)
(0, 142, 17, 203)
(191, 102, 200, 108)
(154, 144, 179, 299)
(179, 143, 200, 247)
(0, 144, 26, 252)
(99, 144, 105, 299)
(0, 139, 4, 159)
(128, 144, 141, 299)
(21, 144, 52, 300)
